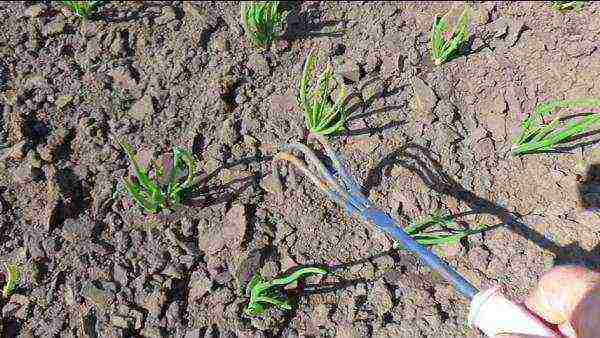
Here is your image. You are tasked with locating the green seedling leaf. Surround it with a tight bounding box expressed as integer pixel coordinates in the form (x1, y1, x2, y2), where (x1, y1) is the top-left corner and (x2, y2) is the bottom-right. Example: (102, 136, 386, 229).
(173, 146, 197, 188)
(241, 1, 287, 48)
(430, 6, 472, 66)
(2, 263, 21, 299)
(551, 1, 586, 11)
(119, 142, 201, 214)
(395, 211, 492, 248)
(297, 51, 349, 136)
(59, 1, 107, 18)
(244, 267, 327, 317)
(123, 178, 159, 214)
(269, 267, 327, 287)
(512, 98, 600, 156)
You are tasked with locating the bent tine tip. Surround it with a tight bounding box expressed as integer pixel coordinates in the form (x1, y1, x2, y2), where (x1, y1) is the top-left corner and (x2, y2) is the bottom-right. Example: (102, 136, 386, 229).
(310, 134, 371, 206)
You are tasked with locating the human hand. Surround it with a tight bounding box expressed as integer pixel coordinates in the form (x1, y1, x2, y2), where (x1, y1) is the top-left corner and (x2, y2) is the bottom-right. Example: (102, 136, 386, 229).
(495, 265, 600, 338)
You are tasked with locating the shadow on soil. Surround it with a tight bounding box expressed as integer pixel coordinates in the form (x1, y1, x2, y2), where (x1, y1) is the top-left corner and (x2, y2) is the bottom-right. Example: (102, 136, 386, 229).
(187, 154, 272, 207)
(97, 1, 162, 23)
(579, 163, 600, 211)
(56, 167, 92, 227)
(341, 77, 407, 137)
(281, 1, 345, 40)
(365, 143, 600, 269)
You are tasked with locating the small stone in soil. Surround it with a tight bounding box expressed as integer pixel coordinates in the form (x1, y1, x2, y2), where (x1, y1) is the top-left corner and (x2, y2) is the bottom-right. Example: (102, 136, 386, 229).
(82, 281, 116, 309)
(42, 19, 66, 37)
(224, 203, 247, 250)
(340, 60, 361, 83)
(24, 4, 45, 18)
(412, 78, 438, 114)
(128, 94, 155, 121)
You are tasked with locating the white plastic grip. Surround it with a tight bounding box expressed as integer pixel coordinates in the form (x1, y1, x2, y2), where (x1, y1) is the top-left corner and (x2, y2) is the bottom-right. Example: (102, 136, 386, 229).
(468, 285, 560, 337)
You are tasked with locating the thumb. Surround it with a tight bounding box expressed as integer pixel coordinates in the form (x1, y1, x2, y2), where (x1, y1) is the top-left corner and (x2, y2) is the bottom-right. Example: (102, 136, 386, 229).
(525, 265, 600, 337)
(567, 283, 600, 338)
(494, 335, 551, 338)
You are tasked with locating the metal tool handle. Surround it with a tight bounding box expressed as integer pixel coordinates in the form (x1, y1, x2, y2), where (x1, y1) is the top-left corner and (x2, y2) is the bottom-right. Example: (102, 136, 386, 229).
(469, 286, 561, 337)
(365, 209, 559, 336)
(278, 136, 559, 337)
(280, 136, 479, 299)
(364, 208, 479, 299)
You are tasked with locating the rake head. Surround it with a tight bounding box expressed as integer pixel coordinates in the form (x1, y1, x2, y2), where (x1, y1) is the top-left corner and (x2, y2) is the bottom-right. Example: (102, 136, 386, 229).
(274, 134, 478, 299)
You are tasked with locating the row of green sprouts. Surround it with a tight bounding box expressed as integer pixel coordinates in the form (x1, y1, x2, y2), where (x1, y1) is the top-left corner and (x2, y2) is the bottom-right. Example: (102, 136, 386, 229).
(50, 0, 597, 319)
(59, 2, 586, 60)
(244, 211, 493, 316)
(114, 41, 600, 318)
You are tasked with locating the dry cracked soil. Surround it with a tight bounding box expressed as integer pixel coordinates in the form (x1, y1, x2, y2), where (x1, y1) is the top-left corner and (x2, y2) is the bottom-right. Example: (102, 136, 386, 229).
(0, 1, 599, 337)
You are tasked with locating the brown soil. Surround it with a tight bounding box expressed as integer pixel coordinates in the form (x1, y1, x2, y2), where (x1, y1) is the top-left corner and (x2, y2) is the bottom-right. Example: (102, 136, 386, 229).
(0, 1, 599, 337)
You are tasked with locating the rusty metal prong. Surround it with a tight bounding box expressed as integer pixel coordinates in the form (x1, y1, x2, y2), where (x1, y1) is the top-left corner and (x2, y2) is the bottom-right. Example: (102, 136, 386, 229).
(311, 134, 372, 209)
(276, 139, 480, 301)
(274, 149, 362, 216)
(279, 143, 350, 199)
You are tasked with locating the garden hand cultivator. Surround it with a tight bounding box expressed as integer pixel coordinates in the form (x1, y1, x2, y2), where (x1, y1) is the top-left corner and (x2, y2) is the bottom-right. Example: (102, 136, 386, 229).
(275, 134, 560, 337)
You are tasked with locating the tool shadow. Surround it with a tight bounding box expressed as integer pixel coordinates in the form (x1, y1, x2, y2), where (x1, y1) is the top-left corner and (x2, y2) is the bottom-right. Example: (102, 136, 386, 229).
(364, 143, 600, 269)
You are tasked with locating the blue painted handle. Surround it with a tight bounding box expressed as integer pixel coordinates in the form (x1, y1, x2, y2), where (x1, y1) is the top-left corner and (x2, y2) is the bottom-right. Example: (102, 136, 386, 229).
(363, 208, 478, 300)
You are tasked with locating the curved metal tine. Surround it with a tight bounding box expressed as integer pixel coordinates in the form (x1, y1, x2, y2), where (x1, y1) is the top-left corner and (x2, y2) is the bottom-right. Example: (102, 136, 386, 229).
(279, 143, 363, 214)
(275, 151, 363, 216)
(287, 141, 371, 215)
(280, 143, 351, 201)
(312, 134, 373, 209)
(287, 140, 371, 217)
